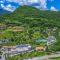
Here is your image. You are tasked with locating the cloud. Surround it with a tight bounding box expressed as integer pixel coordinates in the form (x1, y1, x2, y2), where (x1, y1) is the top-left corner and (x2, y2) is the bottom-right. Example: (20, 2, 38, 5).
(6, 0, 23, 4)
(50, 6, 58, 11)
(0, 0, 48, 12)
(6, 0, 47, 9)
(0, 1, 4, 3)
(48, 0, 54, 2)
(6, 0, 37, 5)
(39, 0, 47, 9)
(50, 0, 54, 2)
(0, 4, 4, 7)
(1, 4, 16, 12)
(28, 0, 38, 3)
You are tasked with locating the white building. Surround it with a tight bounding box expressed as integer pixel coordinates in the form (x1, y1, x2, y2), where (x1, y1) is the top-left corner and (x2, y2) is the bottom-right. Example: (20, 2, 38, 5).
(47, 36, 56, 45)
(2, 44, 33, 56)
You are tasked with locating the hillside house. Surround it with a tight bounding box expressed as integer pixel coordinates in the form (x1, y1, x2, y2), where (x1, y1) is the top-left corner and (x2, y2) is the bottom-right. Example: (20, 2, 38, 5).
(2, 44, 33, 56)
(0, 24, 7, 30)
(0, 39, 9, 44)
(36, 46, 46, 52)
(8, 26, 24, 32)
(35, 38, 47, 43)
(47, 36, 56, 45)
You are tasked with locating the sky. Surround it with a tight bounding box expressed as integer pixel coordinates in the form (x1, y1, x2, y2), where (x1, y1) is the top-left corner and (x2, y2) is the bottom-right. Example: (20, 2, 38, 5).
(0, 0, 60, 12)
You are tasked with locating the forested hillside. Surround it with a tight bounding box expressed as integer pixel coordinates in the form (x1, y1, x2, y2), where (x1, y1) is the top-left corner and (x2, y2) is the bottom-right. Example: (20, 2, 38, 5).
(0, 6, 60, 52)
(0, 6, 60, 27)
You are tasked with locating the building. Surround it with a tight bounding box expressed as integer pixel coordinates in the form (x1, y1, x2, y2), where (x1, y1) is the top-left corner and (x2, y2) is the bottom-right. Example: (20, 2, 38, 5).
(8, 26, 24, 32)
(36, 46, 46, 52)
(0, 24, 6, 30)
(2, 44, 33, 56)
(0, 39, 9, 44)
(47, 36, 56, 45)
(35, 38, 47, 43)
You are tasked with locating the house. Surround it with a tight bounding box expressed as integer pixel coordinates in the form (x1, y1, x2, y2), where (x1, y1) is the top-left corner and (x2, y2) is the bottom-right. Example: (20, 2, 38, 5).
(2, 44, 33, 56)
(47, 36, 56, 45)
(35, 46, 46, 52)
(8, 26, 24, 32)
(2, 46, 16, 52)
(0, 24, 7, 30)
(35, 38, 47, 43)
(0, 39, 9, 44)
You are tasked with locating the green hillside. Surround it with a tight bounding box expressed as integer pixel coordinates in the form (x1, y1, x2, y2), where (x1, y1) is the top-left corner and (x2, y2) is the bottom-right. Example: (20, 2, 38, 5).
(0, 6, 60, 27)
(0, 6, 60, 49)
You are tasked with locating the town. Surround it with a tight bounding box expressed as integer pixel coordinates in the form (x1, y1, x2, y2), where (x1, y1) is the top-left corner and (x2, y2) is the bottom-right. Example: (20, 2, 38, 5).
(0, 23, 59, 60)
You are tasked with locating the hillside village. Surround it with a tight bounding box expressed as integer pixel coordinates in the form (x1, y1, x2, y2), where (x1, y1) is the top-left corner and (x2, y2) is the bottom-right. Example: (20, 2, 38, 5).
(0, 6, 60, 60)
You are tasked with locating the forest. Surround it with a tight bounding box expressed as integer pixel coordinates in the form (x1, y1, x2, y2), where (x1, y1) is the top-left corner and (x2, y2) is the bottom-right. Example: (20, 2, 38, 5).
(0, 6, 60, 60)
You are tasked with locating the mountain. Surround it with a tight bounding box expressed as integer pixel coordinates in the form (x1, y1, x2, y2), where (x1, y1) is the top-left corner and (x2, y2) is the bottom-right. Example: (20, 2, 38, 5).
(0, 6, 60, 27)
(0, 9, 11, 15)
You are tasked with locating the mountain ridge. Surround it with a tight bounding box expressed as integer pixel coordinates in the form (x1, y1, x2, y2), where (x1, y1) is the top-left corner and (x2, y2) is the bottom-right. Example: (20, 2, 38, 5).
(0, 6, 60, 27)
(0, 9, 11, 15)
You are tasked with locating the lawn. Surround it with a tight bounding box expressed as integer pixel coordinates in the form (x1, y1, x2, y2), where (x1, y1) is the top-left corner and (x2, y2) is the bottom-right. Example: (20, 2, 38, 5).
(8, 51, 46, 60)
(50, 57, 60, 60)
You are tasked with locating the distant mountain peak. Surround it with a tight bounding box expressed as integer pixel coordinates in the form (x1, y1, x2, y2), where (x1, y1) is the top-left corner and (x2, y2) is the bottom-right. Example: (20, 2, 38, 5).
(0, 8, 10, 15)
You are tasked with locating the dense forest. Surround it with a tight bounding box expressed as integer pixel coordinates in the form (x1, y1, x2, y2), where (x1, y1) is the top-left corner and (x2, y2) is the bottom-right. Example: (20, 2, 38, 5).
(0, 6, 60, 52)
(0, 6, 60, 27)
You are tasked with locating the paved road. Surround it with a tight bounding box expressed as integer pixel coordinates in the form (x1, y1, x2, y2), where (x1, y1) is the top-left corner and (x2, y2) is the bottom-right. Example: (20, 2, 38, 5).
(0, 54, 5, 60)
(24, 54, 60, 60)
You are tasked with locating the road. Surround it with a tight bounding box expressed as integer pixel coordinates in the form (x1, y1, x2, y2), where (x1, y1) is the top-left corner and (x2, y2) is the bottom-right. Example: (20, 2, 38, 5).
(24, 54, 60, 60)
(0, 54, 5, 60)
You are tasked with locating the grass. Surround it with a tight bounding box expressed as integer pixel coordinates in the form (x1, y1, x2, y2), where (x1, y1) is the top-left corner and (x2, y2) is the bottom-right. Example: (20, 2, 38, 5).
(8, 51, 46, 60)
(50, 57, 60, 60)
